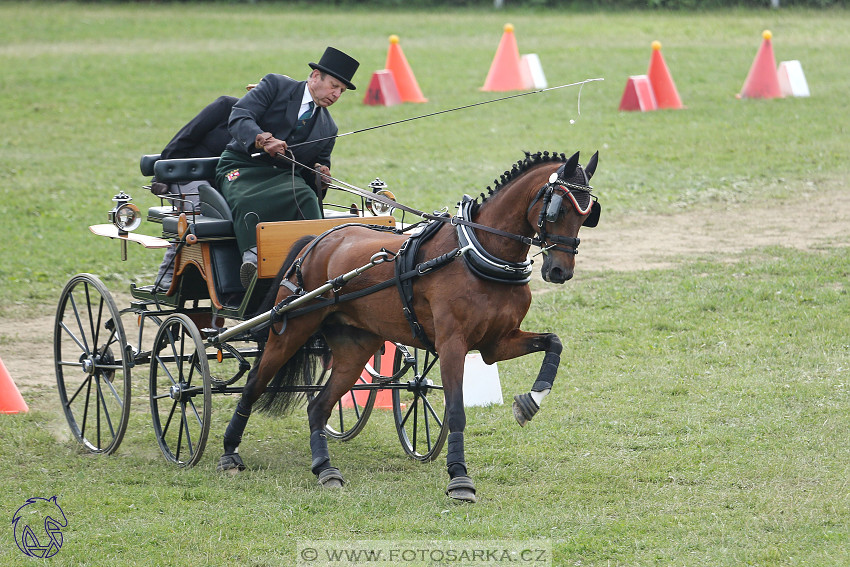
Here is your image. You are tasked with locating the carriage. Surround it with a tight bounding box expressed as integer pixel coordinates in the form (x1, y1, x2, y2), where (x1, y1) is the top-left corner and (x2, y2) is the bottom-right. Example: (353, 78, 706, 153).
(54, 154, 448, 468)
(54, 147, 601, 501)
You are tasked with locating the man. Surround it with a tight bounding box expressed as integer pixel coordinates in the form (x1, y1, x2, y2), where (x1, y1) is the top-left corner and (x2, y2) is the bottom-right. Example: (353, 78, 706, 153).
(216, 46, 359, 288)
(152, 94, 240, 290)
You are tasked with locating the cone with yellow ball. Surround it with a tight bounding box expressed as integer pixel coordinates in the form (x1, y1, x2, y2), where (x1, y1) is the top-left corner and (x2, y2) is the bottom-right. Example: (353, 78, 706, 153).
(482, 23, 530, 92)
(647, 40, 684, 109)
(738, 30, 784, 99)
(385, 34, 427, 103)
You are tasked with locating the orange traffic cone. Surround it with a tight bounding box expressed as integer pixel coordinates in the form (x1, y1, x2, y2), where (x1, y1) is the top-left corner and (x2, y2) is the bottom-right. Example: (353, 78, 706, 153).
(482, 23, 529, 92)
(341, 342, 396, 410)
(385, 35, 427, 103)
(370, 342, 395, 409)
(363, 70, 402, 106)
(0, 356, 28, 414)
(738, 30, 783, 99)
(647, 41, 683, 109)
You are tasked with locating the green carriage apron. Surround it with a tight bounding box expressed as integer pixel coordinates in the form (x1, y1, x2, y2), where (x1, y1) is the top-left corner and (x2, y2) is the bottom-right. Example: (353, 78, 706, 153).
(216, 149, 321, 254)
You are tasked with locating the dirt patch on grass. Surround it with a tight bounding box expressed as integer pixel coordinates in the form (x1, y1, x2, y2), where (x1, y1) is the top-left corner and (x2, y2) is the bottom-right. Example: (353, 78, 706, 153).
(2, 186, 848, 402)
(581, 185, 850, 272)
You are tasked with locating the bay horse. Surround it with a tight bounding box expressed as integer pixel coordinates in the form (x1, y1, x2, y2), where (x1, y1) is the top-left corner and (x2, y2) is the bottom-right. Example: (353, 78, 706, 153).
(218, 150, 600, 502)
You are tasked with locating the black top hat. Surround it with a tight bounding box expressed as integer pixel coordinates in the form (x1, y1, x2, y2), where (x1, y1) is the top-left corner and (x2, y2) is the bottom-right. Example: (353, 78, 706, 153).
(309, 47, 360, 91)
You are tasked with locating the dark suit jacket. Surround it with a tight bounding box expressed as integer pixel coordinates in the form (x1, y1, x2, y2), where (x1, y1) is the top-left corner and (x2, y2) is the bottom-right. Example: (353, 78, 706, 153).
(161, 95, 238, 160)
(225, 73, 337, 174)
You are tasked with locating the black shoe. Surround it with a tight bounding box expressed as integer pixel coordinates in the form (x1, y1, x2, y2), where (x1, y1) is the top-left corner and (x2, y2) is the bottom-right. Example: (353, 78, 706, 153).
(240, 261, 257, 289)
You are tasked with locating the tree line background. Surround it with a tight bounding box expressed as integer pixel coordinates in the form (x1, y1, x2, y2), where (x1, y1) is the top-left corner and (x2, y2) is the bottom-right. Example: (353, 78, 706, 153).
(107, 0, 847, 8)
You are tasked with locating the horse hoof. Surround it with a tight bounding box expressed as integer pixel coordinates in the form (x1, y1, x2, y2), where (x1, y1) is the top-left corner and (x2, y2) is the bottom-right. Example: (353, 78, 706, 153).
(317, 467, 345, 489)
(512, 401, 528, 427)
(512, 393, 539, 427)
(446, 476, 477, 503)
(217, 453, 246, 474)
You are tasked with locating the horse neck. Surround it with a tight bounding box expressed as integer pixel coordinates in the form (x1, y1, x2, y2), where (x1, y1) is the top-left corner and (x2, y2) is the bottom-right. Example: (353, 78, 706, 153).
(471, 167, 549, 261)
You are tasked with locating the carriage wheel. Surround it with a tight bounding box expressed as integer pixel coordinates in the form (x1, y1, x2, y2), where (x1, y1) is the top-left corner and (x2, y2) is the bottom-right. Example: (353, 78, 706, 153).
(54, 274, 132, 455)
(305, 340, 377, 441)
(149, 314, 211, 468)
(392, 346, 448, 462)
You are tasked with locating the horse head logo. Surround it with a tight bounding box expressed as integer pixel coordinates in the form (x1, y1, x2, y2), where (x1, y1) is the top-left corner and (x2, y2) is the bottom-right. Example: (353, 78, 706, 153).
(12, 496, 67, 558)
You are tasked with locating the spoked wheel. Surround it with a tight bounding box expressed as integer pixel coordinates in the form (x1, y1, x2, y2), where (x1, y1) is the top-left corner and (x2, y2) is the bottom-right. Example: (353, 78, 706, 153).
(149, 314, 211, 468)
(54, 274, 132, 454)
(392, 345, 448, 462)
(305, 338, 377, 441)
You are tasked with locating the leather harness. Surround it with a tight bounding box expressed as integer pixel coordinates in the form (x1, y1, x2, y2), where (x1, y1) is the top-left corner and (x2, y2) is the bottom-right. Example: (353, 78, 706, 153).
(274, 173, 598, 349)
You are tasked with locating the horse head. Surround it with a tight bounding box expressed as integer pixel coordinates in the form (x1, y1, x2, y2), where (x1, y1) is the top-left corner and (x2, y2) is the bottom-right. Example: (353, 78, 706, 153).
(531, 150, 601, 284)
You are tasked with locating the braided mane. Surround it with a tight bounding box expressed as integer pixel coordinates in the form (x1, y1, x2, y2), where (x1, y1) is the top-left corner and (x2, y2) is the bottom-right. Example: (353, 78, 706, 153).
(474, 151, 568, 209)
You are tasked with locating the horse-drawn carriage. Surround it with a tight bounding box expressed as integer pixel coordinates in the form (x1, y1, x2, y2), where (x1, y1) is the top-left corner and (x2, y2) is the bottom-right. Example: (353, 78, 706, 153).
(54, 148, 601, 502)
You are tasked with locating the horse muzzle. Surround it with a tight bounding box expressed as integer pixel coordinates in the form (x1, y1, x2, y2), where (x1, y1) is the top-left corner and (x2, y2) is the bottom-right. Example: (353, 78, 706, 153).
(541, 259, 573, 283)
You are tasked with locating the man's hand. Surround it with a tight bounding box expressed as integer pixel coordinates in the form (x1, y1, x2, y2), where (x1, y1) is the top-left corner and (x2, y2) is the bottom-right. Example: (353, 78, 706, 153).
(315, 164, 331, 193)
(255, 132, 287, 157)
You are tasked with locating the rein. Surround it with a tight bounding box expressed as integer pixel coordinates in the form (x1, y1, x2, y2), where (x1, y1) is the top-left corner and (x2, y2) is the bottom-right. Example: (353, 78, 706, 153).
(264, 152, 569, 252)
(257, 156, 600, 347)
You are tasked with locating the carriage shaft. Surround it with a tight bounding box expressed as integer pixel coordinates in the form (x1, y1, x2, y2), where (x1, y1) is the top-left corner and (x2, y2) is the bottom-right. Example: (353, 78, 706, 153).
(209, 251, 393, 345)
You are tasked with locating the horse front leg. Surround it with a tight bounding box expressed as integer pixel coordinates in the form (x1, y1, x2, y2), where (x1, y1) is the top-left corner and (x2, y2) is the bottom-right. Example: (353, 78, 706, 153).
(481, 330, 562, 427)
(438, 344, 477, 503)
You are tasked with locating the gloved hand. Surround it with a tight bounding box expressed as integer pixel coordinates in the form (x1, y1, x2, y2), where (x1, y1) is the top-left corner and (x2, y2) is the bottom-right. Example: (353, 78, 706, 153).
(314, 164, 331, 194)
(255, 132, 287, 157)
(150, 181, 169, 196)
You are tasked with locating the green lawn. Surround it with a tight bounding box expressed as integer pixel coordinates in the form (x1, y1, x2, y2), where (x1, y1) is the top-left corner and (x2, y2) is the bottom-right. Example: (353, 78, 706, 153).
(1, 3, 849, 566)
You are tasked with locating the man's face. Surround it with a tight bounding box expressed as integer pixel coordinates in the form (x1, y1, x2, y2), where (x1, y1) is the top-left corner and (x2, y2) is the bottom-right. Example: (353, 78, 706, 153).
(308, 71, 347, 108)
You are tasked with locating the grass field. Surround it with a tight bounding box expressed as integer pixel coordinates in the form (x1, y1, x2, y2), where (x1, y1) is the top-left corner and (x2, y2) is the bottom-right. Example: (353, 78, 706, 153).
(2, 2, 849, 566)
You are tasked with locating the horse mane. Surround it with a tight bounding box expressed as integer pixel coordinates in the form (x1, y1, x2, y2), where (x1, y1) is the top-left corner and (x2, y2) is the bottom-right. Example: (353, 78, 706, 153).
(471, 151, 568, 214)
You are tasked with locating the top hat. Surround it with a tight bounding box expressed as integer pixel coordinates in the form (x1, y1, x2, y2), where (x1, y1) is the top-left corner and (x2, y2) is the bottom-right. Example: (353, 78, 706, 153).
(309, 47, 360, 90)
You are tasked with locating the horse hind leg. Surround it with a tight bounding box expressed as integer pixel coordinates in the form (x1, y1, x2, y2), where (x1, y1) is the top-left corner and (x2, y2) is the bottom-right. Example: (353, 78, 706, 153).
(217, 321, 318, 474)
(513, 333, 562, 427)
(307, 327, 384, 489)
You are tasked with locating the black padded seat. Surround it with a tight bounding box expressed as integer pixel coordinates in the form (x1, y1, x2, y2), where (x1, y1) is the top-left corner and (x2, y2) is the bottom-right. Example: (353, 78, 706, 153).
(153, 157, 220, 184)
(147, 205, 177, 223)
(198, 184, 233, 221)
(160, 182, 234, 237)
(162, 215, 234, 238)
(147, 206, 200, 222)
(140, 154, 161, 177)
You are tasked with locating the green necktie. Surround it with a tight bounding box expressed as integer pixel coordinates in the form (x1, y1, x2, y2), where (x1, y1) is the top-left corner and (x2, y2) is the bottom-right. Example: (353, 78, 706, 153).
(296, 101, 314, 130)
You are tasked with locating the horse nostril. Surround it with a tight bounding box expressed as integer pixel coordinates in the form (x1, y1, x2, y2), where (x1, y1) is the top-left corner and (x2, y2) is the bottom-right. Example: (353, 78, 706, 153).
(547, 266, 573, 283)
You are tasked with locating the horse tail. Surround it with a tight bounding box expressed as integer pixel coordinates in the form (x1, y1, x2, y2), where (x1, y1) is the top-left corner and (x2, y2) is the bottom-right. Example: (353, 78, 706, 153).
(253, 234, 320, 416)
(253, 344, 313, 415)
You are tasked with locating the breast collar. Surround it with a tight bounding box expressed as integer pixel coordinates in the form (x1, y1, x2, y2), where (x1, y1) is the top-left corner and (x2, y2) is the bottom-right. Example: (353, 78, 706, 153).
(456, 196, 533, 285)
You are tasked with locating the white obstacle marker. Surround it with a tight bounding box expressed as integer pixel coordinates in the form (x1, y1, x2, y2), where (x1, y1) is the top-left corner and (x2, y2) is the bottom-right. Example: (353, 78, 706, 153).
(778, 60, 810, 97)
(462, 353, 503, 407)
(521, 53, 548, 89)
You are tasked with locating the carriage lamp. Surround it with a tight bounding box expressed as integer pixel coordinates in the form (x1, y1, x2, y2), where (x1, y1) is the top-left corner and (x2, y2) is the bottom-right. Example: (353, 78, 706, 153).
(366, 178, 396, 216)
(108, 191, 142, 235)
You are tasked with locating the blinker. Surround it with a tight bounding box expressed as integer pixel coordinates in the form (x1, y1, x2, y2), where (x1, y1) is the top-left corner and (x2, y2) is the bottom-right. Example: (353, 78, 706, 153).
(545, 191, 563, 223)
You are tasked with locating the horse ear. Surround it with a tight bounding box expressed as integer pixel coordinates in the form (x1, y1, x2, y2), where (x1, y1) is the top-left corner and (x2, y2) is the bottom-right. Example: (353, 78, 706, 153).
(584, 151, 599, 180)
(564, 151, 580, 174)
